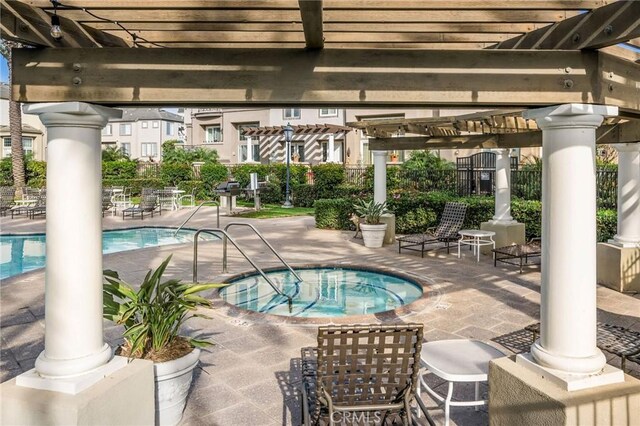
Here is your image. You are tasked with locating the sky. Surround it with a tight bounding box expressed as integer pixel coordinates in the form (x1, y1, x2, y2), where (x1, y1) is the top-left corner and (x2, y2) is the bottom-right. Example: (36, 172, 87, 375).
(1, 56, 8, 83)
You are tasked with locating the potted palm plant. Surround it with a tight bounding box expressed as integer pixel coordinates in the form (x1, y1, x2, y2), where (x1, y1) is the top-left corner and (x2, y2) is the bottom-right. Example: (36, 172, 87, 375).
(353, 199, 390, 248)
(103, 255, 225, 426)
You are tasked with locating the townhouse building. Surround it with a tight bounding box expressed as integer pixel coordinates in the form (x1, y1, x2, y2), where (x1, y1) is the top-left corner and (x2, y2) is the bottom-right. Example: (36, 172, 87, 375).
(0, 84, 46, 161)
(101, 108, 184, 161)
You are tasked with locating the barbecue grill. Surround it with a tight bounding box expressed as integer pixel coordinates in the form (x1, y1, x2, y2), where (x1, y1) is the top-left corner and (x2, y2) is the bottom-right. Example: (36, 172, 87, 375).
(214, 181, 241, 197)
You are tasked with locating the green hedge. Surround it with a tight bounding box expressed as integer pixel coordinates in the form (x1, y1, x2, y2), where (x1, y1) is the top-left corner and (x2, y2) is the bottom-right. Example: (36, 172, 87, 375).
(199, 163, 229, 195)
(292, 183, 317, 207)
(102, 160, 137, 179)
(311, 164, 345, 199)
(26, 160, 46, 188)
(259, 182, 282, 204)
(160, 163, 193, 186)
(315, 191, 616, 242)
(0, 157, 12, 186)
(314, 198, 354, 230)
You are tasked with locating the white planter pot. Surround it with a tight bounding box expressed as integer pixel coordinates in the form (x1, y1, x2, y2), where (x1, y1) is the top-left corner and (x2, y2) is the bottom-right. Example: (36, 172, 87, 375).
(154, 347, 201, 426)
(360, 223, 388, 248)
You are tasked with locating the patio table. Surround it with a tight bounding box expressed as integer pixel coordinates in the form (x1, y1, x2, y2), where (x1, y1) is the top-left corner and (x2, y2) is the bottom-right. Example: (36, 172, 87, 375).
(458, 230, 496, 262)
(416, 339, 506, 426)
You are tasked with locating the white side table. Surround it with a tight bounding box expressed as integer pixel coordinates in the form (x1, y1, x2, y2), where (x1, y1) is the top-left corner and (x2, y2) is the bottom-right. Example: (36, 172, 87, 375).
(171, 189, 185, 210)
(416, 339, 506, 426)
(458, 229, 496, 262)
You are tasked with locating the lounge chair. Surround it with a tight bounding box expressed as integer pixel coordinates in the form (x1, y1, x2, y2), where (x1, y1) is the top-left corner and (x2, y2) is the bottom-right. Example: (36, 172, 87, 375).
(397, 202, 468, 257)
(122, 194, 158, 220)
(102, 189, 114, 217)
(301, 324, 433, 426)
(12, 190, 46, 219)
(0, 186, 15, 216)
(492, 237, 541, 273)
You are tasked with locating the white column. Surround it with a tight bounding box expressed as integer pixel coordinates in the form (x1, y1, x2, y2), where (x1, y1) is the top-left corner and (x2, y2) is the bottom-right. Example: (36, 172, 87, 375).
(610, 143, 640, 247)
(245, 136, 252, 162)
(492, 148, 515, 223)
(373, 150, 387, 205)
(327, 134, 335, 162)
(24, 102, 122, 378)
(524, 104, 618, 375)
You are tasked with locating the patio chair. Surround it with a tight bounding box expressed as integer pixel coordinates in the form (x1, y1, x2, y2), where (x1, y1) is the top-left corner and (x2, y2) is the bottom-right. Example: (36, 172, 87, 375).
(12, 190, 46, 219)
(177, 187, 197, 209)
(397, 202, 468, 257)
(301, 324, 433, 426)
(102, 188, 114, 217)
(157, 189, 174, 212)
(492, 237, 541, 273)
(0, 186, 16, 216)
(122, 194, 158, 220)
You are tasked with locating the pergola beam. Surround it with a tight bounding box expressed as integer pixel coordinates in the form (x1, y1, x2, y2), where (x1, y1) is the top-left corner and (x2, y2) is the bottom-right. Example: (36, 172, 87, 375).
(368, 121, 640, 150)
(298, 0, 324, 50)
(493, 0, 640, 50)
(11, 48, 640, 109)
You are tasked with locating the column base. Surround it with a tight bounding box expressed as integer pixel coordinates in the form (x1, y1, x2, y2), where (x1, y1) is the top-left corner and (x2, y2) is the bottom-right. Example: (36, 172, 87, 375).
(380, 213, 396, 245)
(597, 242, 640, 293)
(480, 221, 525, 254)
(18, 353, 126, 395)
(517, 352, 623, 391)
(33, 343, 113, 380)
(2, 358, 154, 426)
(489, 356, 640, 426)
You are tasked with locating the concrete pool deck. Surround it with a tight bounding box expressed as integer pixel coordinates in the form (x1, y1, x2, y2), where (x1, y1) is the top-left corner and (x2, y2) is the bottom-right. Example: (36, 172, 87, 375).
(1, 208, 639, 425)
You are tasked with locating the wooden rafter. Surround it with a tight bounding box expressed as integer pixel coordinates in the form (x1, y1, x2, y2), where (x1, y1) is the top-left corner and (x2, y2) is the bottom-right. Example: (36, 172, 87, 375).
(493, 0, 640, 50)
(298, 0, 323, 50)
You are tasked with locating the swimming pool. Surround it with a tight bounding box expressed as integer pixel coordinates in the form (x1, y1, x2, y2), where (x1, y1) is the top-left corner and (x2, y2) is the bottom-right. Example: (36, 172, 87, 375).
(219, 266, 424, 318)
(0, 227, 216, 280)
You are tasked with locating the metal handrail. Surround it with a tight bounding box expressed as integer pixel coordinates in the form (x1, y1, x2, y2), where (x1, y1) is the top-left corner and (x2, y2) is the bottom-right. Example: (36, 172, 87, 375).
(222, 222, 303, 283)
(192, 228, 293, 312)
(174, 200, 220, 237)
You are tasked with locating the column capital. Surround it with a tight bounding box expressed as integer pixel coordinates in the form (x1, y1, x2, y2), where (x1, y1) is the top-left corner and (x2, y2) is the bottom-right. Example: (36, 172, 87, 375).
(372, 150, 387, 157)
(23, 102, 122, 129)
(523, 104, 618, 131)
(611, 143, 640, 153)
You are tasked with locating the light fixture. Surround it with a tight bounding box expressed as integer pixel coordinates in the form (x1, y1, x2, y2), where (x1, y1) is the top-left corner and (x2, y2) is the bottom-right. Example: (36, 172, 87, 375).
(50, 1, 63, 40)
(282, 123, 294, 208)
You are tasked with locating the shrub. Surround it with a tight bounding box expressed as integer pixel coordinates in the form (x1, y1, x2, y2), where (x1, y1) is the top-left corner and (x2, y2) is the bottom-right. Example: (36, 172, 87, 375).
(177, 180, 206, 200)
(596, 209, 617, 242)
(162, 140, 219, 164)
(102, 145, 129, 162)
(26, 159, 46, 188)
(199, 163, 229, 194)
(402, 150, 455, 171)
(292, 183, 317, 208)
(230, 164, 269, 188)
(314, 198, 354, 230)
(395, 208, 437, 234)
(160, 163, 193, 186)
(259, 182, 282, 204)
(103, 160, 137, 179)
(0, 157, 12, 186)
(512, 199, 543, 240)
(311, 164, 345, 199)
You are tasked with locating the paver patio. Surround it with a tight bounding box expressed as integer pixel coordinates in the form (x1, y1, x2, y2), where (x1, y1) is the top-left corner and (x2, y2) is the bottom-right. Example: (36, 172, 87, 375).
(1, 208, 639, 425)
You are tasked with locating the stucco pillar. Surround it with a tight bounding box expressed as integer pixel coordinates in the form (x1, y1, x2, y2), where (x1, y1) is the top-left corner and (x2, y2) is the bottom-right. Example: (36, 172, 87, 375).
(373, 150, 387, 204)
(23, 102, 122, 380)
(327, 134, 335, 162)
(611, 143, 640, 247)
(523, 104, 619, 378)
(492, 148, 515, 223)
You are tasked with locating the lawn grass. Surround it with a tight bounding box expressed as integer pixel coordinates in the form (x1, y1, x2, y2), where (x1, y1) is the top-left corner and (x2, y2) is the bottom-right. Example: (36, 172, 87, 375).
(237, 204, 314, 219)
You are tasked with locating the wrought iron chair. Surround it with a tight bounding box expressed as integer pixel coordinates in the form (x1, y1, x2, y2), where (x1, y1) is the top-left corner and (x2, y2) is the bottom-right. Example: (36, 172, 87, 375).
(0, 186, 16, 216)
(301, 324, 433, 426)
(397, 202, 468, 257)
(122, 194, 158, 220)
(12, 190, 46, 219)
(102, 188, 114, 217)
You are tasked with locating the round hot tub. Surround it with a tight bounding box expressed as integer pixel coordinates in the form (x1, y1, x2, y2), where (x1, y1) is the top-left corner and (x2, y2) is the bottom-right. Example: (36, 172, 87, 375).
(219, 266, 425, 318)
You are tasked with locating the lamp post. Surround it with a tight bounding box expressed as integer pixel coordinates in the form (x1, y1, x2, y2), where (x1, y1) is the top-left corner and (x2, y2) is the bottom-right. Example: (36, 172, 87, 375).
(282, 123, 294, 208)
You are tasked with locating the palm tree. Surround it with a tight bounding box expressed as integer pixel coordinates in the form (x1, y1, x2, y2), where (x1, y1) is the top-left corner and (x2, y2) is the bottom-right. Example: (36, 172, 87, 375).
(0, 39, 26, 197)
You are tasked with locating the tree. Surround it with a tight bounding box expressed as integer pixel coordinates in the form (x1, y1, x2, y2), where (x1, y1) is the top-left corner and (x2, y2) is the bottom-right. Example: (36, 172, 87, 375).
(0, 39, 26, 196)
(402, 150, 455, 171)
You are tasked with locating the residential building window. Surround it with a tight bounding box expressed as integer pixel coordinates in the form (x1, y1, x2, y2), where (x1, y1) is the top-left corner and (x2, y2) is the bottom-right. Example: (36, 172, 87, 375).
(319, 108, 338, 118)
(205, 125, 222, 143)
(120, 123, 132, 136)
(165, 122, 174, 135)
(239, 144, 260, 162)
(152, 121, 159, 128)
(120, 143, 131, 157)
(141, 121, 148, 129)
(3, 137, 33, 156)
(291, 143, 305, 162)
(237, 122, 259, 141)
(283, 108, 301, 120)
(141, 142, 157, 158)
(2, 138, 11, 157)
(102, 124, 112, 136)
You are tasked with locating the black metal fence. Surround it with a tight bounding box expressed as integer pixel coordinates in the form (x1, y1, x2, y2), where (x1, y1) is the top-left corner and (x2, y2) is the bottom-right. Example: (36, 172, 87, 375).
(343, 166, 617, 208)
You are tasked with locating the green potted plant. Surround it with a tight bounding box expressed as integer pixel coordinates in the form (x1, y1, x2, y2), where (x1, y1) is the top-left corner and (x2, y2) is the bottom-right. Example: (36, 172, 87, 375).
(103, 255, 225, 426)
(353, 199, 390, 248)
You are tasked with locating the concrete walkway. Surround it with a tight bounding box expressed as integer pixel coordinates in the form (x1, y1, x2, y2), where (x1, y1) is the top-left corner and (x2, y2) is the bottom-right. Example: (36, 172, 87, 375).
(1, 208, 639, 425)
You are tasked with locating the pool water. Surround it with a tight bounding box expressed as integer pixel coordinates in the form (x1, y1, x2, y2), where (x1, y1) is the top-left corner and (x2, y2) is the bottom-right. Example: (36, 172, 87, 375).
(220, 267, 423, 318)
(0, 228, 215, 280)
